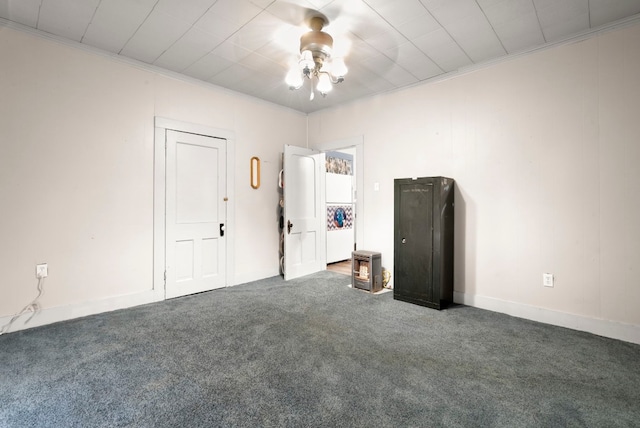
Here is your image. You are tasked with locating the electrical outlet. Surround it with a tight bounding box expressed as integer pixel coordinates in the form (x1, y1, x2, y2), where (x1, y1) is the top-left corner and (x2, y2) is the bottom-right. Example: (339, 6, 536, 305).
(543, 273, 554, 287)
(36, 263, 48, 279)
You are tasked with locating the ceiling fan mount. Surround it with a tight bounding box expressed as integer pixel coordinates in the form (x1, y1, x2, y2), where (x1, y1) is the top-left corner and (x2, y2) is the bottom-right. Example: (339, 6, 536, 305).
(299, 15, 333, 68)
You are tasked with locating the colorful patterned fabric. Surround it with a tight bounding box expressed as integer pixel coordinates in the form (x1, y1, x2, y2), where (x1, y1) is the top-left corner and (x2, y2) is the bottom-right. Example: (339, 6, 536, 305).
(327, 205, 353, 230)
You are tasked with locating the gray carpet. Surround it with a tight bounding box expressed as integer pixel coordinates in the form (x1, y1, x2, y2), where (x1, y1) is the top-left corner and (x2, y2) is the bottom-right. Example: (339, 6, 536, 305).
(1, 271, 639, 427)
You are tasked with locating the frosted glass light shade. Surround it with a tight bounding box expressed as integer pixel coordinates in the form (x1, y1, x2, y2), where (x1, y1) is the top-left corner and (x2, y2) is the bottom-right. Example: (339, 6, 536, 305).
(317, 73, 332, 94)
(299, 50, 314, 71)
(286, 68, 303, 89)
(331, 58, 348, 77)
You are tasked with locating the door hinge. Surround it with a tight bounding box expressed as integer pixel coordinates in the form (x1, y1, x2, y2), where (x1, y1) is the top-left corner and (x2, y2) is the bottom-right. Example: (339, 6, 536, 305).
(164, 270, 166, 281)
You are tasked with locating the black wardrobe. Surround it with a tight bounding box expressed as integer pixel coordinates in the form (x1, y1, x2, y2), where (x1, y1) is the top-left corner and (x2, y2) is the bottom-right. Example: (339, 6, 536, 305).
(393, 177, 454, 310)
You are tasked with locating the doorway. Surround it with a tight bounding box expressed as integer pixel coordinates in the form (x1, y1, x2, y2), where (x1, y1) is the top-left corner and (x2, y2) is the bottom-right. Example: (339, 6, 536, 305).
(317, 137, 364, 275)
(325, 148, 355, 273)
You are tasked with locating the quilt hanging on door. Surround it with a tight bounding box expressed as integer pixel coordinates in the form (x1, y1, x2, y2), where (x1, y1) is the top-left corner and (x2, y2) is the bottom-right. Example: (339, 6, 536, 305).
(327, 205, 353, 231)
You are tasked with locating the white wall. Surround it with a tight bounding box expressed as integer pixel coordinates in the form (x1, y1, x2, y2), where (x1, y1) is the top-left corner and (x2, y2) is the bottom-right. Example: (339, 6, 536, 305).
(308, 23, 640, 343)
(0, 27, 306, 329)
(3, 22, 639, 344)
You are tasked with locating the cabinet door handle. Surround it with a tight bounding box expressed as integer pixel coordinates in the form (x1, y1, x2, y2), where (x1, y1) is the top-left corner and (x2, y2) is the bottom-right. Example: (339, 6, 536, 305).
(287, 220, 293, 234)
(402, 238, 406, 244)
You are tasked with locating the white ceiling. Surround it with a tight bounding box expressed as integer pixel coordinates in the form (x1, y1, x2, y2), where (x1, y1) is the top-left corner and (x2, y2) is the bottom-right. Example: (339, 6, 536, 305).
(2, 0, 640, 113)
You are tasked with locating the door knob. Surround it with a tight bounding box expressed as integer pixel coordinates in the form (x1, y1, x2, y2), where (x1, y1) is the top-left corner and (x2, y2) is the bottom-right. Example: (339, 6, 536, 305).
(287, 220, 293, 234)
(402, 238, 406, 244)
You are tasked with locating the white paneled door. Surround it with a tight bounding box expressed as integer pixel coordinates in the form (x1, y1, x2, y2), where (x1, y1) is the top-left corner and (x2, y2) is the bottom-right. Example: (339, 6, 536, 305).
(165, 130, 226, 298)
(283, 145, 325, 280)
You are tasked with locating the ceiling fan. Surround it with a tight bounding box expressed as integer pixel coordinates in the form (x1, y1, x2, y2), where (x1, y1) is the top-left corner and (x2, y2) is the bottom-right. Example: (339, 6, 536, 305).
(284, 11, 348, 100)
(268, 0, 398, 101)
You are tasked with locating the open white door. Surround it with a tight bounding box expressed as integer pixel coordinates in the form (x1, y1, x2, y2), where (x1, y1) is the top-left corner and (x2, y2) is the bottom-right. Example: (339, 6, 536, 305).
(283, 145, 325, 280)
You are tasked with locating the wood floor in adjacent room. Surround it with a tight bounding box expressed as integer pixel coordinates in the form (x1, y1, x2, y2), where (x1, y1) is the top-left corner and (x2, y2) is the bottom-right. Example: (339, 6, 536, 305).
(326, 259, 351, 276)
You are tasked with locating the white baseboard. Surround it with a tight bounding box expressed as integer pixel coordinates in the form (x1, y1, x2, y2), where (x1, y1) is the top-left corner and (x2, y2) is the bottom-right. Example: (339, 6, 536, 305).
(0, 269, 282, 335)
(232, 268, 281, 287)
(0, 289, 163, 335)
(13, 282, 636, 346)
(454, 291, 640, 345)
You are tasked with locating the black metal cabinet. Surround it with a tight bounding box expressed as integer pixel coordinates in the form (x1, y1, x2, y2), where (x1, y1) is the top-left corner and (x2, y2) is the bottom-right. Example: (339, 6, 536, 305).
(393, 177, 454, 309)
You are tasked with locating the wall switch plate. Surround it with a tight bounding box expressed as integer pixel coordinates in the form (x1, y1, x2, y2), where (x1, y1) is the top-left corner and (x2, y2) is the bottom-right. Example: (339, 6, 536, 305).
(543, 273, 554, 287)
(36, 263, 48, 279)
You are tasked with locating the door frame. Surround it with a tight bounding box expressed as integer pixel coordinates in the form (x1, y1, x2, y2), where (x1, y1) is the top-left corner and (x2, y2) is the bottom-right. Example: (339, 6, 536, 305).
(314, 136, 364, 259)
(153, 117, 235, 298)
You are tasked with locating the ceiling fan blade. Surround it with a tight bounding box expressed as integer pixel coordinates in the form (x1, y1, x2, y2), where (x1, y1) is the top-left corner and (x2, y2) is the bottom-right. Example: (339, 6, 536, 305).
(266, 1, 329, 28)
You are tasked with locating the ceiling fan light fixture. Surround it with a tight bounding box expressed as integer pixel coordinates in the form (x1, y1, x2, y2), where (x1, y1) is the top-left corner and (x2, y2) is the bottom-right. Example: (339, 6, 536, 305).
(286, 14, 346, 100)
